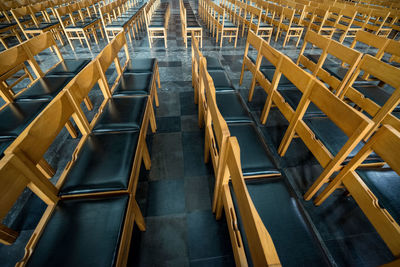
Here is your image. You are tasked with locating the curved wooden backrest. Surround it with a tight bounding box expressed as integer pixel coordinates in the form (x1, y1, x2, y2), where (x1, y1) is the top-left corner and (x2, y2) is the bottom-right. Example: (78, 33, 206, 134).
(350, 30, 389, 53)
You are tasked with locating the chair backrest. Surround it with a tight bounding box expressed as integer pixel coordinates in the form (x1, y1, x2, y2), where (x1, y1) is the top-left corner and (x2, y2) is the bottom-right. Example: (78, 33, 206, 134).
(378, 38, 400, 63)
(316, 37, 363, 95)
(0, 42, 43, 103)
(0, 152, 57, 245)
(221, 136, 281, 266)
(350, 30, 389, 56)
(297, 30, 331, 73)
(5, 91, 88, 167)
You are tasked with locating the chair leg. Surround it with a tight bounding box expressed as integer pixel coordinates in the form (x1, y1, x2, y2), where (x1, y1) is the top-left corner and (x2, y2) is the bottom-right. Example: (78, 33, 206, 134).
(142, 143, 151, 170)
(133, 199, 146, 231)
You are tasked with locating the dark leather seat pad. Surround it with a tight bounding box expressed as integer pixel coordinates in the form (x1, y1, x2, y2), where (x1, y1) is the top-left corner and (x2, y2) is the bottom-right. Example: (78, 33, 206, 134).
(324, 65, 368, 84)
(303, 53, 320, 64)
(113, 73, 152, 96)
(230, 178, 328, 266)
(59, 132, 139, 195)
(208, 70, 234, 91)
(278, 88, 324, 117)
(26, 195, 128, 267)
(216, 91, 252, 123)
(304, 117, 380, 162)
(354, 84, 400, 112)
(249, 54, 275, 69)
(0, 137, 14, 158)
(228, 123, 280, 176)
(46, 59, 91, 76)
(0, 100, 50, 138)
(125, 58, 156, 73)
(261, 68, 294, 87)
(205, 55, 224, 70)
(16, 76, 73, 101)
(356, 168, 400, 223)
(92, 96, 147, 133)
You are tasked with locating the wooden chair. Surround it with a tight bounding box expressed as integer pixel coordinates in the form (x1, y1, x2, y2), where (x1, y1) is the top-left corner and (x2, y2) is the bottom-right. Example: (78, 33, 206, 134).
(297, 30, 363, 96)
(54, 4, 99, 51)
(0, 92, 146, 266)
(339, 54, 400, 139)
(362, 9, 391, 37)
(313, 124, 400, 257)
(274, 6, 303, 47)
(218, 136, 332, 266)
(246, 5, 273, 42)
(239, 30, 265, 90)
(199, 56, 280, 218)
(332, 8, 360, 43)
(212, 2, 238, 47)
(144, 1, 169, 48)
(180, 0, 202, 48)
(308, 8, 336, 38)
(255, 51, 375, 202)
(96, 32, 159, 108)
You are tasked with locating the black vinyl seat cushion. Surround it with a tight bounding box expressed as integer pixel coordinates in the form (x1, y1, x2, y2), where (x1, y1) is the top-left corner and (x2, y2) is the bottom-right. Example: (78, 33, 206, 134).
(46, 59, 91, 76)
(66, 20, 97, 29)
(113, 73, 153, 97)
(208, 70, 234, 91)
(125, 58, 156, 73)
(323, 65, 368, 84)
(304, 117, 380, 162)
(303, 53, 320, 64)
(26, 195, 128, 267)
(92, 96, 147, 133)
(228, 123, 280, 176)
(25, 22, 59, 31)
(0, 138, 14, 158)
(0, 100, 50, 138)
(354, 84, 400, 112)
(216, 91, 252, 123)
(356, 168, 400, 223)
(59, 132, 139, 196)
(230, 178, 328, 266)
(205, 55, 224, 70)
(15, 76, 73, 101)
(278, 88, 324, 117)
(249, 54, 275, 69)
(261, 68, 294, 88)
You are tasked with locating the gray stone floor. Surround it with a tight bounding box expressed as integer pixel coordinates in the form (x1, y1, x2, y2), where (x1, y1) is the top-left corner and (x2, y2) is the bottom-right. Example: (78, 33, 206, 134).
(1, 0, 398, 266)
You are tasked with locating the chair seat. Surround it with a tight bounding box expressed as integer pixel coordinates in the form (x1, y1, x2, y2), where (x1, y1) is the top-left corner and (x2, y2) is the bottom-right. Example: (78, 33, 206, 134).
(0, 100, 49, 138)
(304, 117, 380, 162)
(261, 68, 293, 87)
(0, 138, 14, 158)
(125, 58, 156, 73)
(149, 23, 165, 28)
(278, 88, 324, 117)
(249, 54, 275, 69)
(113, 73, 153, 96)
(216, 91, 252, 123)
(324, 65, 367, 83)
(16, 76, 73, 101)
(228, 123, 280, 176)
(59, 132, 139, 196)
(355, 84, 400, 111)
(303, 53, 320, 64)
(25, 22, 58, 31)
(356, 168, 400, 223)
(0, 23, 16, 30)
(205, 55, 224, 70)
(46, 59, 91, 76)
(92, 96, 147, 133)
(208, 70, 234, 91)
(230, 178, 328, 266)
(26, 195, 129, 266)
(66, 20, 97, 29)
